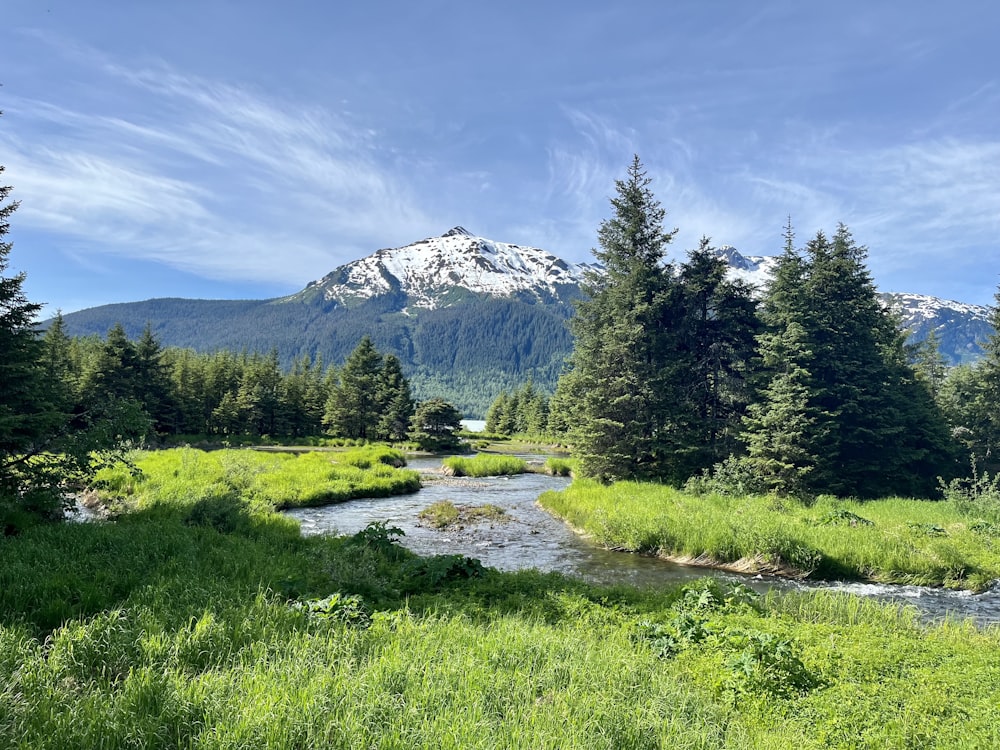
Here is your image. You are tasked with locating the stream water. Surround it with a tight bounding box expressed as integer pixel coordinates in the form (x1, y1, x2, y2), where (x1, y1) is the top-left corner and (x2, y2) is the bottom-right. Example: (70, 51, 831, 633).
(285, 455, 1000, 626)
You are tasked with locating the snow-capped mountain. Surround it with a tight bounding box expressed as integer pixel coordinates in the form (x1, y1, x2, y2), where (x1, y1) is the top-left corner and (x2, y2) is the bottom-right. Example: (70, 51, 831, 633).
(300, 227, 594, 310)
(56, 228, 994, 416)
(709, 246, 993, 364)
(710, 245, 778, 291)
(882, 293, 993, 364)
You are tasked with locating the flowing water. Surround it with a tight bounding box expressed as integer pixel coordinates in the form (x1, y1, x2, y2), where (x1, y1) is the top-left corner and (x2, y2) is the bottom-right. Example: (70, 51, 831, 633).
(286, 455, 1000, 626)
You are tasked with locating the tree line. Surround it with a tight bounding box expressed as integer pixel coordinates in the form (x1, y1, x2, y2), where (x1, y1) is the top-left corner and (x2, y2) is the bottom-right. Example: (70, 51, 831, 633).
(39, 320, 463, 444)
(484, 157, 1000, 499)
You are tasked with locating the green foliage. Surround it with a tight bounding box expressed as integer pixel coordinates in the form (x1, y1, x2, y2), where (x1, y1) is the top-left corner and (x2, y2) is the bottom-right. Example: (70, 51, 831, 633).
(484, 380, 550, 436)
(3, 482, 1000, 747)
(409, 397, 464, 451)
(544, 456, 576, 477)
(540, 480, 1000, 589)
(0, 149, 148, 531)
(744, 223, 957, 498)
(93, 448, 421, 513)
(292, 592, 371, 628)
(683, 455, 767, 497)
(565, 159, 760, 484)
(55, 288, 578, 417)
(442, 453, 527, 477)
(940, 457, 1000, 526)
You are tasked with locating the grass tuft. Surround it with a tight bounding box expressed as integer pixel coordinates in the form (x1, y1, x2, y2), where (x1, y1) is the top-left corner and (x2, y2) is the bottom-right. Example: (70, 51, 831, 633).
(442, 454, 527, 477)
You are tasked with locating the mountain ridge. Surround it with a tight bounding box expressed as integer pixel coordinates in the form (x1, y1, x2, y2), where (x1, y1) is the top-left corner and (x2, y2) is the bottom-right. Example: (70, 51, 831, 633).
(53, 228, 994, 414)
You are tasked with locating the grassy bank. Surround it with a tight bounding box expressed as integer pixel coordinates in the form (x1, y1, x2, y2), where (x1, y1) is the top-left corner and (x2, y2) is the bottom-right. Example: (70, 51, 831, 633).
(95, 446, 421, 512)
(2, 488, 999, 748)
(539, 481, 1000, 590)
(442, 453, 527, 477)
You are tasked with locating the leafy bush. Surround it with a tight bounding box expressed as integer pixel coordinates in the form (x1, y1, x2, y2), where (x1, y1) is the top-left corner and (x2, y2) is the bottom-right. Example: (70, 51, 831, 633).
(292, 593, 371, 628)
(816, 508, 873, 527)
(683, 455, 767, 497)
(720, 630, 819, 700)
(941, 458, 1000, 526)
(401, 554, 486, 591)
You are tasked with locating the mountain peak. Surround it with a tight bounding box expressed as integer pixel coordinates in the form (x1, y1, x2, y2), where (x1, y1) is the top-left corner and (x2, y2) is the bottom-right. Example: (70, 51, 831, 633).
(303, 228, 591, 310)
(712, 244, 758, 272)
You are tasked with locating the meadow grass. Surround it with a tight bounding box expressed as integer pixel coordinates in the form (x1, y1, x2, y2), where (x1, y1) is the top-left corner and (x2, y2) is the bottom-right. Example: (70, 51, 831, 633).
(94, 446, 420, 513)
(2, 482, 1000, 748)
(539, 480, 1000, 590)
(442, 453, 527, 477)
(545, 456, 577, 477)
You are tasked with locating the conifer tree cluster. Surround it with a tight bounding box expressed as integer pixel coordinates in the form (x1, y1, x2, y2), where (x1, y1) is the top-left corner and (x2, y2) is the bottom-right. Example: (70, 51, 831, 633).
(484, 381, 549, 436)
(40, 329, 419, 444)
(2, 153, 145, 529)
(553, 157, 961, 497)
(744, 225, 955, 498)
(556, 157, 758, 482)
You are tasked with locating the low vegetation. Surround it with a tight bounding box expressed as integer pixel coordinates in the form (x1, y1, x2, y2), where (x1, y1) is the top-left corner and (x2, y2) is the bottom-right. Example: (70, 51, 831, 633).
(544, 456, 576, 477)
(3, 489, 1000, 748)
(539, 481, 1000, 590)
(442, 453, 527, 477)
(418, 500, 507, 529)
(94, 446, 420, 513)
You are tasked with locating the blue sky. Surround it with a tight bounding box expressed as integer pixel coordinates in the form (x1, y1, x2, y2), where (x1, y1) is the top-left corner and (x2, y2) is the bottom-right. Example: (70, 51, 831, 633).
(2, 1, 998, 313)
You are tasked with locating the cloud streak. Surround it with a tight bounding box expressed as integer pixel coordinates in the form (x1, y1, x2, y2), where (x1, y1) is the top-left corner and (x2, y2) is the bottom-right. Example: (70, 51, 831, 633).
(2, 50, 437, 285)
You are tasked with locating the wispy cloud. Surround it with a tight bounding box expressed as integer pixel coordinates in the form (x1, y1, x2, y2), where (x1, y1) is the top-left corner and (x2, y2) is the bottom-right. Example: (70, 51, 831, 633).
(2, 45, 437, 285)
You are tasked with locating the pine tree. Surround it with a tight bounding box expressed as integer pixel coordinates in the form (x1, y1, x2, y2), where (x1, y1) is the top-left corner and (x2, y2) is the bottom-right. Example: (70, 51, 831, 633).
(962, 283, 1000, 470)
(909, 328, 947, 400)
(134, 324, 174, 433)
(409, 398, 463, 451)
(324, 337, 383, 439)
(569, 156, 679, 481)
(0, 162, 65, 518)
(376, 354, 414, 441)
(1, 143, 145, 528)
(484, 391, 510, 434)
(744, 223, 954, 497)
(673, 238, 760, 476)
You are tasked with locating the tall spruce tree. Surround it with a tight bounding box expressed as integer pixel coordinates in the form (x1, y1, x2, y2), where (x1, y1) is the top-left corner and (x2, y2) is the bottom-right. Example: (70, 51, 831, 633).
(673, 238, 760, 476)
(0, 160, 65, 520)
(744, 223, 954, 497)
(376, 354, 414, 441)
(324, 337, 383, 439)
(570, 156, 679, 481)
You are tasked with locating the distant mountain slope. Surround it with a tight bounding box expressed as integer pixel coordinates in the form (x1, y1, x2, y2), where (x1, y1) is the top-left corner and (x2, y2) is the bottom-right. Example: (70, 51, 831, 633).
(708, 246, 992, 364)
(56, 230, 993, 415)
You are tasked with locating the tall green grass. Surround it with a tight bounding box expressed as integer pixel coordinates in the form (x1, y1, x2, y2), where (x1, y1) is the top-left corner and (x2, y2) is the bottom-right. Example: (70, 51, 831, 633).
(2, 483, 1000, 748)
(94, 447, 420, 512)
(539, 480, 1000, 590)
(442, 453, 527, 477)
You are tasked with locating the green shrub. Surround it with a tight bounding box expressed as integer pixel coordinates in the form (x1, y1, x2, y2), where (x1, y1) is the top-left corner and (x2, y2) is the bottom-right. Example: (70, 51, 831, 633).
(941, 458, 1000, 525)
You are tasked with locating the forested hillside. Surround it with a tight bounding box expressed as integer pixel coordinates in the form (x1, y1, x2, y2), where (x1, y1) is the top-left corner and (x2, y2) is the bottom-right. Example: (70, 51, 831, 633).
(58, 294, 576, 417)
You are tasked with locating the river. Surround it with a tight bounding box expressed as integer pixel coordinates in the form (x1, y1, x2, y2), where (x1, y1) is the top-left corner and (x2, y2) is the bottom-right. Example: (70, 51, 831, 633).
(285, 455, 1000, 625)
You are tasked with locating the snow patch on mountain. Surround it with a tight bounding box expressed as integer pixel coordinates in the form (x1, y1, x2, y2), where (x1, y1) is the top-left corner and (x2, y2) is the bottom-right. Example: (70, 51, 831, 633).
(304, 227, 594, 309)
(709, 245, 779, 292)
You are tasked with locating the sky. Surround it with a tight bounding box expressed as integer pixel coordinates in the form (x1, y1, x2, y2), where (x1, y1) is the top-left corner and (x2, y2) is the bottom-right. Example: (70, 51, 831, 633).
(2, 1, 998, 314)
